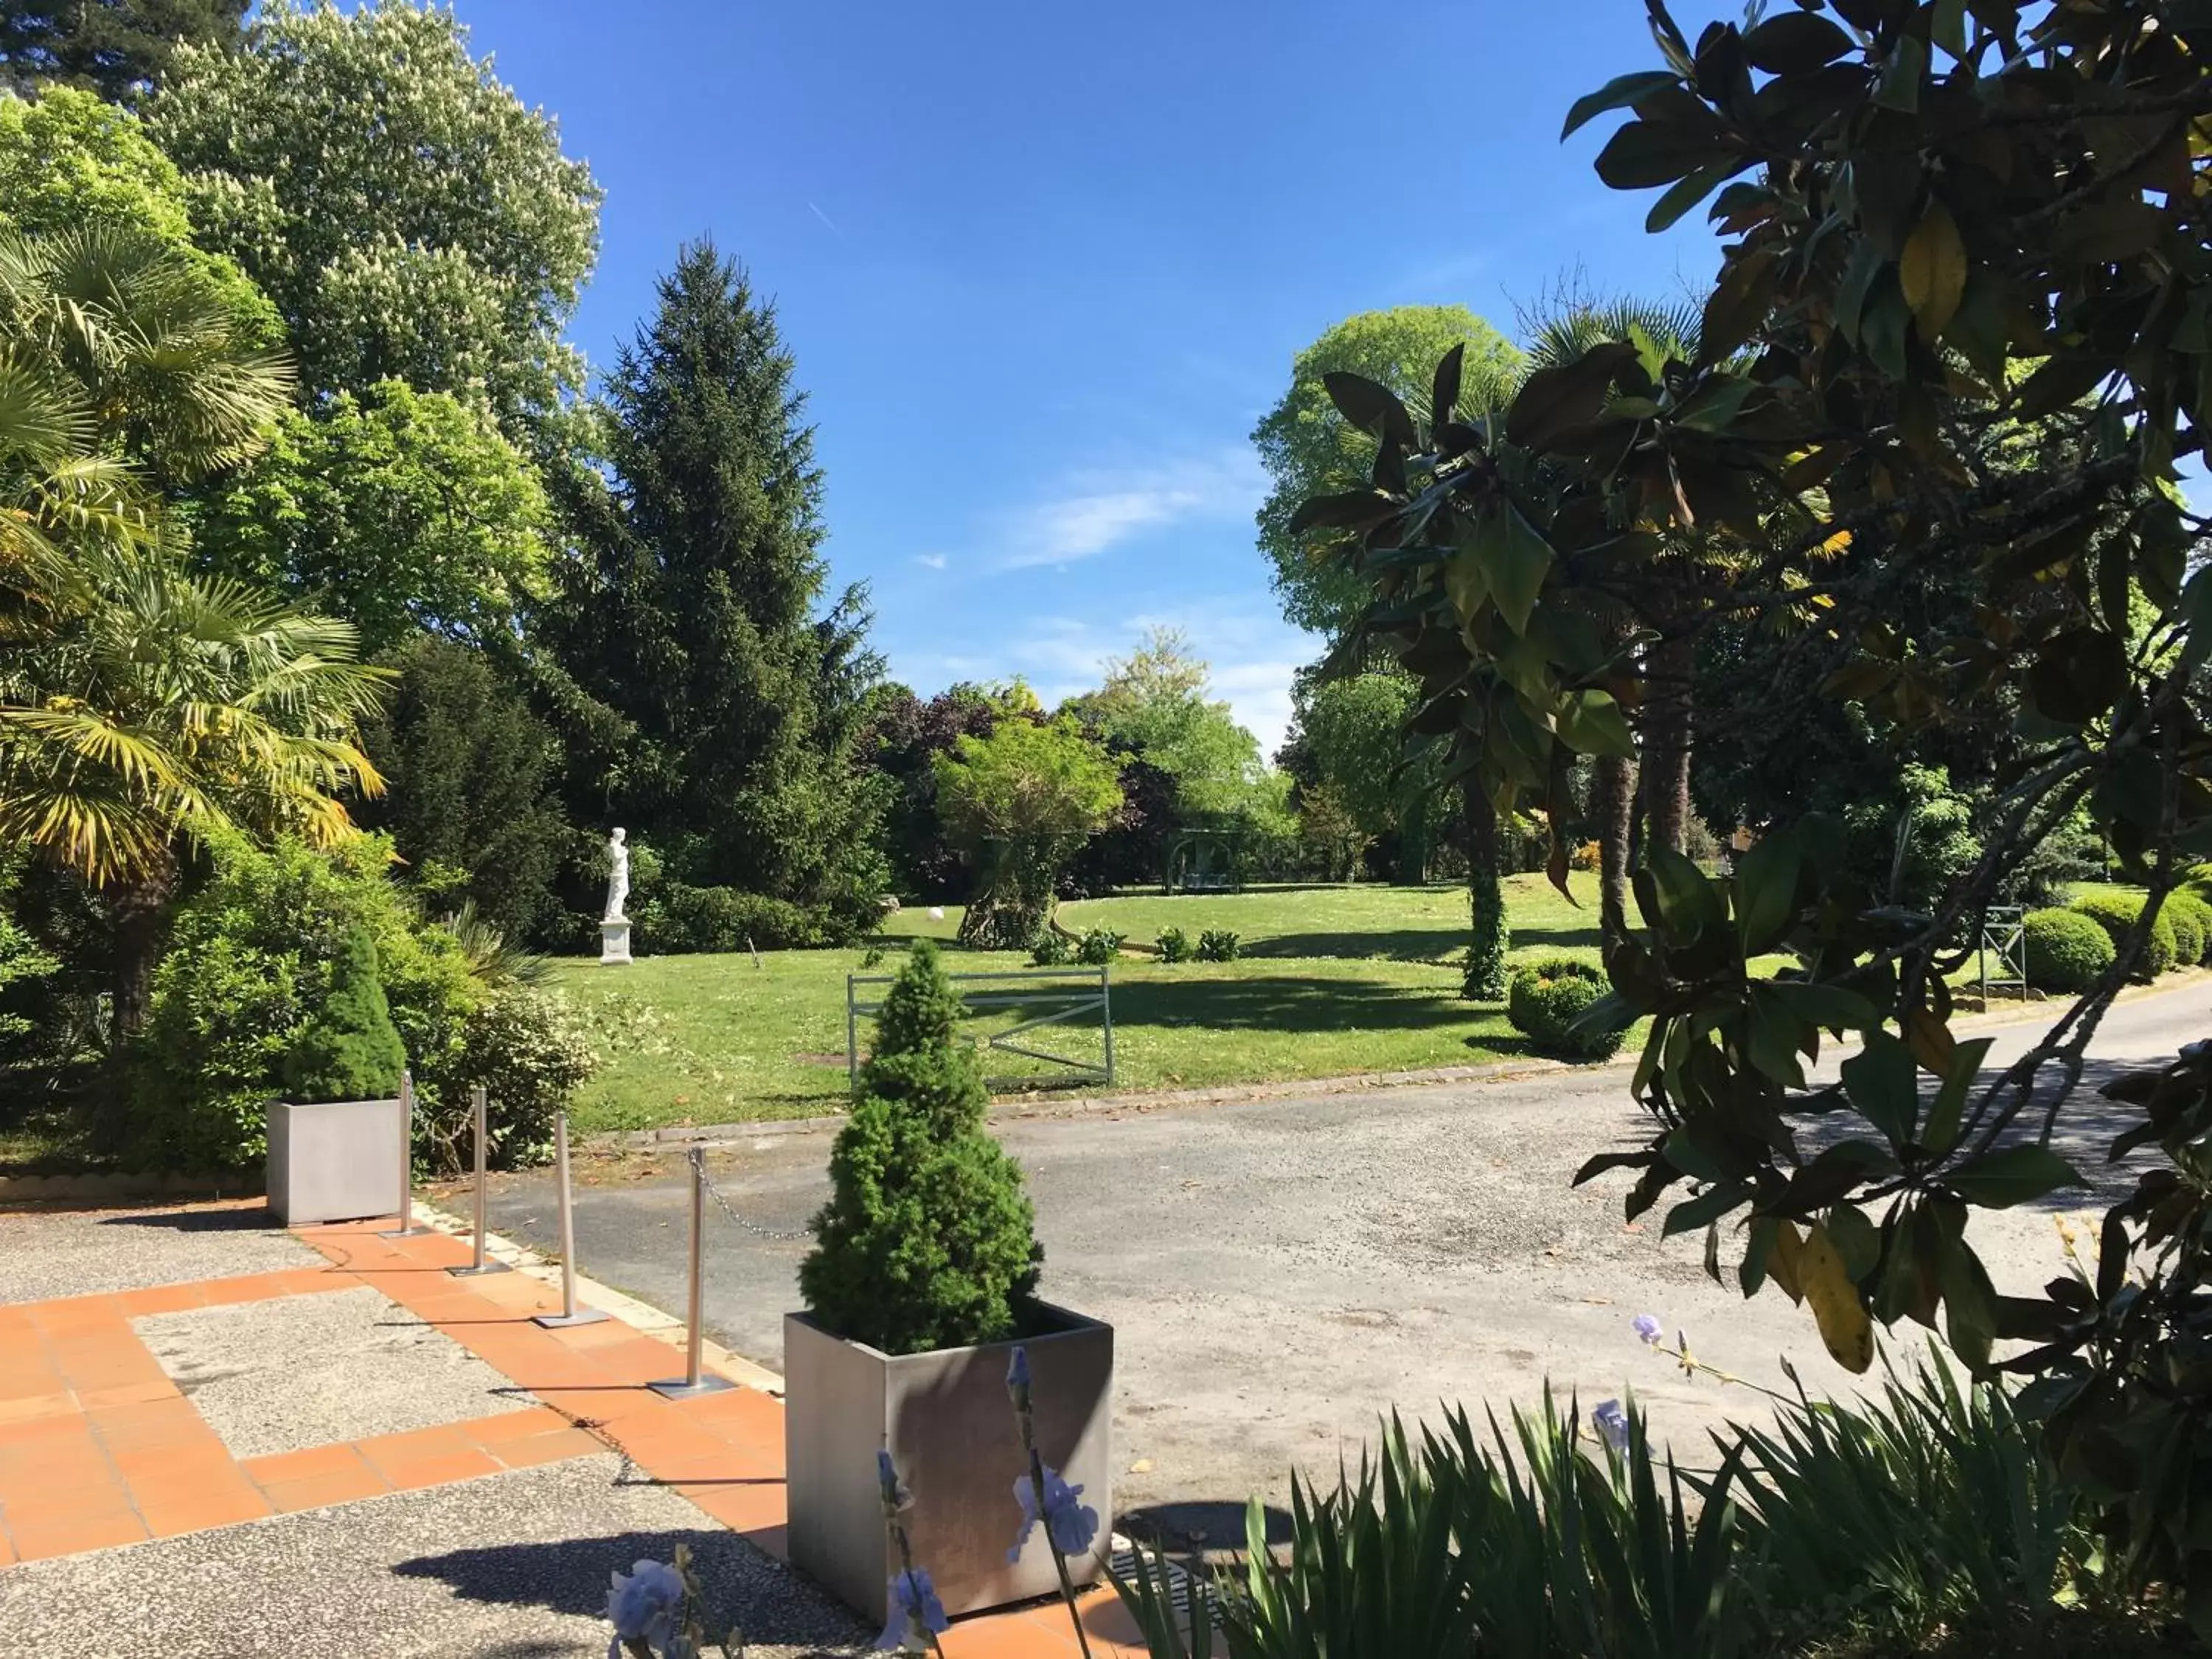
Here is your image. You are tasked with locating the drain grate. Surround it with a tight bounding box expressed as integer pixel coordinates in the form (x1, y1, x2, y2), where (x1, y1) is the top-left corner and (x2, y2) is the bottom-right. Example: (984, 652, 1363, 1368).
(1106, 1533, 1208, 1628)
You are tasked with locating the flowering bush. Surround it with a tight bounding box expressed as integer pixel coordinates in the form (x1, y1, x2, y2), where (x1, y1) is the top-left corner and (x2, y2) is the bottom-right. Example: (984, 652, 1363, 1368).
(1195, 928, 1240, 962)
(1155, 926, 1193, 964)
(1074, 928, 1124, 966)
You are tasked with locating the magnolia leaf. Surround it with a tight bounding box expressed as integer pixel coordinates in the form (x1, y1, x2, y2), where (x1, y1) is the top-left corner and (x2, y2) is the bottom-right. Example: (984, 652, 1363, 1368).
(1899, 202, 1967, 338)
(1321, 372, 1418, 451)
(1949, 1145, 2082, 1208)
(1742, 10, 1854, 72)
(1557, 689, 1636, 759)
(1841, 1030, 1918, 1147)
(1801, 1222, 1875, 1373)
(1561, 69, 1682, 139)
(1471, 503, 1551, 635)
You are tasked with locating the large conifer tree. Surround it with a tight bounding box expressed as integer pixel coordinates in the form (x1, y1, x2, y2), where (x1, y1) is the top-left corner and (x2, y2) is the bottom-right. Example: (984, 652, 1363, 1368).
(0, 0, 243, 103)
(544, 240, 885, 935)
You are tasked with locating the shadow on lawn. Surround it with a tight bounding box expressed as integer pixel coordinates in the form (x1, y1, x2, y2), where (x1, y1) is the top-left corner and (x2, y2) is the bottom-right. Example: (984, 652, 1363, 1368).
(1243, 928, 1464, 962)
(1109, 974, 1473, 1036)
(396, 1525, 864, 1654)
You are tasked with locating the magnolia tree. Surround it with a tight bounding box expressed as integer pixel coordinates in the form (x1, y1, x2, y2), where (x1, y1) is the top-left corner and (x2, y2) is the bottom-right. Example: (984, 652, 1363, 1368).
(1299, 0, 2212, 1614)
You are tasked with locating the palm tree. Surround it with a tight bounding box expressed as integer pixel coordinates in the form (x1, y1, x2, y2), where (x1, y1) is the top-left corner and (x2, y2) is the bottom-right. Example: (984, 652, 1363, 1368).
(0, 226, 383, 1027)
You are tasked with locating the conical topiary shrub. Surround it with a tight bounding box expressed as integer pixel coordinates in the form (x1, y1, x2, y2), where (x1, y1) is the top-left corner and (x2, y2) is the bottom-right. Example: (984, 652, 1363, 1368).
(799, 940, 1041, 1354)
(282, 925, 407, 1103)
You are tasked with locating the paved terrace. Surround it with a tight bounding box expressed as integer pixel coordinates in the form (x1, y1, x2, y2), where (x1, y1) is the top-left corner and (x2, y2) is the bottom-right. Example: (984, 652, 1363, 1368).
(0, 1200, 1144, 1658)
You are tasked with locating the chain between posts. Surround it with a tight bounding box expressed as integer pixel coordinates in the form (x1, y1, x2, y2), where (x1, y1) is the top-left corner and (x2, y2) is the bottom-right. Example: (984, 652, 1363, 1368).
(696, 1161, 811, 1243)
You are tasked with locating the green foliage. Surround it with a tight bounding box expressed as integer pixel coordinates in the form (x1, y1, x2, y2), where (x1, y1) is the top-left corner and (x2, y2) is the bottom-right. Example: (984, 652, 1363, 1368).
(1196, 928, 1241, 962)
(2023, 908, 2118, 995)
(1074, 928, 1123, 966)
(131, 830, 585, 1171)
(2071, 891, 2178, 981)
(279, 924, 405, 1103)
(1296, 670, 1450, 876)
(0, 0, 243, 102)
(1117, 1394, 1750, 1659)
(150, 0, 602, 425)
(635, 883, 821, 954)
(0, 905, 59, 1060)
(2164, 891, 2212, 968)
(539, 242, 886, 941)
(935, 714, 1122, 949)
(418, 987, 594, 1172)
(799, 942, 1040, 1354)
(1028, 929, 1073, 967)
(1843, 763, 1983, 914)
(1069, 627, 1280, 823)
(1508, 956, 1617, 1059)
(1736, 1355, 2078, 1654)
(350, 635, 571, 949)
(1155, 926, 1192, 964)
(195, 380, 552, 652)
(1252, 305, 1521, 640)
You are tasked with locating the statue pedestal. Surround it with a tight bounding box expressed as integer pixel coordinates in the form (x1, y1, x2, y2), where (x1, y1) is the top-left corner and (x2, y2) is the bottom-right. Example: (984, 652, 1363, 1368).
(599, 919, 633, 965)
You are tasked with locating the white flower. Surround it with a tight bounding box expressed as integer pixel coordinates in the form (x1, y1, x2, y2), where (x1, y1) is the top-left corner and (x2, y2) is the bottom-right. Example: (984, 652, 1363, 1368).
(607, 1558, 684, 1653)
(928, 905, 945, 922)
(874, 1567, 948, 1651)
(1009, 1464, 1099, 1563)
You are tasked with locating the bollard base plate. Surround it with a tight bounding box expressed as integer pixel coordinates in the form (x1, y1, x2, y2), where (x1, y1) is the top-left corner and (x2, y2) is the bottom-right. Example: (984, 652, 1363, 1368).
(448, 1260, 512, 1277)
(649, 1374, 735, 1399)
(535, 1307, 611, 1328)
(379, 1222, 433, 1238)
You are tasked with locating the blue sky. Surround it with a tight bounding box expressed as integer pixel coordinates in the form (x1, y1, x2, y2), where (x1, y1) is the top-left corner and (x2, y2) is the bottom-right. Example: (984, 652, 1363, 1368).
(451, 0, 1723, 757)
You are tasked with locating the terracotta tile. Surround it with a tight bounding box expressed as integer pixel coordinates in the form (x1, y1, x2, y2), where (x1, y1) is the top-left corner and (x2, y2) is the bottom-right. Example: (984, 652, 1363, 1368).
(0, 1528, 16, 1566)
(31, 1298, 125, 1335)
(375, 1447, 501, 1491)
(353, 1425, 473, 1467)
(0, 1413, 97, 1451)
(243, 1443, 373, 1486)
(678, 1479, 785, 1532)
(458, 1405, 568, 1445)
(543, 1315, 639, 1350)
(76, 1378, 179, 1411)
(88, 1397, 214, 1453)
(112, 1441, 234, 1484)
(681, 1387, 785, 1450)
(115, 1284, 207, 1317)
(484, 1427, 601, 1470)
(0, 1393, 74, 1425)
(260, 1462, 390, 1512)
(138, 1481, 273, 1537)
(1, 1485, 137, 1532)
(7, 1508, 147, 1561)
(540, 1384, 661, 1427)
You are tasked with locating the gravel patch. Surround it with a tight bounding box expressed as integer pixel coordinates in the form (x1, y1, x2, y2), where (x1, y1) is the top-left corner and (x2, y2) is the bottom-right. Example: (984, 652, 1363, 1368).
(0, 1203, 317, 1304)
(0, 1453, 868, 1658)
(133, 1284, 533, 1458)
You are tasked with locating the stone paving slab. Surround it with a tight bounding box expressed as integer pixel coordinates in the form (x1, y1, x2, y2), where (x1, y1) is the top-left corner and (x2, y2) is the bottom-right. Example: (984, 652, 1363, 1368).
(133, 1284, 535, 1458)
(0, 1201, 319, 1303)
(0, 1453, 871, 1659)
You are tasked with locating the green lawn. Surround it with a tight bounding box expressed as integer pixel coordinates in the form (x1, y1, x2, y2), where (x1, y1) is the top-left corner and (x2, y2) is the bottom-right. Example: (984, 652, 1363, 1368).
(554, 874, 1610, 1133)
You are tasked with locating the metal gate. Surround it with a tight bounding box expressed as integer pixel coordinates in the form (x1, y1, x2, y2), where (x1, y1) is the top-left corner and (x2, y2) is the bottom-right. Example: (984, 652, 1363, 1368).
(845, 965, 1113, 1096)
(1979, 905, 2027, 1002)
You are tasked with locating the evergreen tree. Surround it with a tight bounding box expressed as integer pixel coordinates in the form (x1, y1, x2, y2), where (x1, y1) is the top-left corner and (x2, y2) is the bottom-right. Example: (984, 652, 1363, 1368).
(281, 925, 406, 1104)
(0, 0, 243, 103)
(799, 942, 1040, 1354)
(543, 240, 886, 936)
(353, 636, 572, 948)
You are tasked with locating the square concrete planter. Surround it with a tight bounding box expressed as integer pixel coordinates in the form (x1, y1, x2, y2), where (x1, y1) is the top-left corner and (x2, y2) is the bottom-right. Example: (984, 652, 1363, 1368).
(265, 1097, 406, 1225)
(784, 1303, 1113, 1624)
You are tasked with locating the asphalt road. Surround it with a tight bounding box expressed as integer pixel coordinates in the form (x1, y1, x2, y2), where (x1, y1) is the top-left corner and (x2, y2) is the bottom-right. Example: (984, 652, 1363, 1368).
(481, 980, 2208, 1547)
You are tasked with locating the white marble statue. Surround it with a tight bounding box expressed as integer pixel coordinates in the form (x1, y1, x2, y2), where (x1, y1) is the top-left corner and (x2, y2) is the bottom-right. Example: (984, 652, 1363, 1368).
(604, 827, 630, 922)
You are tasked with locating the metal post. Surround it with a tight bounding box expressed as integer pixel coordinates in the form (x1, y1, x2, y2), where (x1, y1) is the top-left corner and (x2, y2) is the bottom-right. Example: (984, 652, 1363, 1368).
(535, 1110, 607, 1327)
(846, 974, 860, 1096)
(448, 1085, 510, 1277)
(1100, 964, 1116, 1085)
(379, 1069, 430, 1237)
(650, 1147, 732, 1398)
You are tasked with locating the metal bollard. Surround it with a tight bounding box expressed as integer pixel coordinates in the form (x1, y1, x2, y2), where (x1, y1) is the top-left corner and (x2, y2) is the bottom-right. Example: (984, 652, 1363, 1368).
(448, 1085, 511, 1277)
(379, 1069, 431, 1238)
(650, 1146, 732, 1398)
(534, 1110, 607, 1328)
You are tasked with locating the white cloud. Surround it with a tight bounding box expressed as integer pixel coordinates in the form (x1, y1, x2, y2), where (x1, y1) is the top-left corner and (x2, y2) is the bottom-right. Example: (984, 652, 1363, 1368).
(998, 451, 1265, 569)
(911, 552, 948, 570)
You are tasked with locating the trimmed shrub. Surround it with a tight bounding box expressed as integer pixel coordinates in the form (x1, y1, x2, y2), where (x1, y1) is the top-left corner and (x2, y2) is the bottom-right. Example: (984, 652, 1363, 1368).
(1029, 930, 1074, 967)
(420, 987, 596, 1170)
(636, 882, 822, 953)
(0, 907, 58, 1061)
(1507, 956, 1624, 1060)
(2166, 891, 2212, 967)
(281, 926, 406, 1103)
(1156, 926, 1193, 964)
(2023, 908, 2117, 994)
(1197, 928, 1242, 962)
(1075, 928, 1124, 965)
(799, 942, 1040, 1354)
(2071, 890, 2177, 980)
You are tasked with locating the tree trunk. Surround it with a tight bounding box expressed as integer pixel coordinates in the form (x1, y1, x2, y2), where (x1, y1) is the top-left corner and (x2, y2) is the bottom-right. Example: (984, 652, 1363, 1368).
(1591, 754, 1635, 953)
(1643, 634, 1695, 858)
(105, 853, 178, 1037)
(1461, 778, 1509, 1001)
